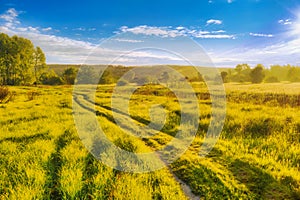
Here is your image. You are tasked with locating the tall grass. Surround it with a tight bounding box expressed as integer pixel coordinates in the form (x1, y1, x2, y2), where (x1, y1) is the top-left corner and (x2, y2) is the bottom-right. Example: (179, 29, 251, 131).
(1, 83, 300, 199)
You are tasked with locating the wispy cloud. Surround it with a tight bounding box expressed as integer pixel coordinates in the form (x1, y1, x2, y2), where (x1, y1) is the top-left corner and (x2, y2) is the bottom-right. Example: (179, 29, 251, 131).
(278, 19, 292, 25)
(0, 8, 19, 23)
(249, 32, 274, 38)
(72, 27, 97, 31)
(0, 8, 20, 28)
(113, 38, 143, 43)
(227, 0, 233, 3)
(73, 27, 86, 31)
(119, 25, 234, 39)
(119, 25, 184, 38)
(42, 27, 52, 31)
(206, 19, 222, 25)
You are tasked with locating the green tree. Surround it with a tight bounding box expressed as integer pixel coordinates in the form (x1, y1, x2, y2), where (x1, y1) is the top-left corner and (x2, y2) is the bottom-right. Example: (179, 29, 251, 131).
(232, 64, 251, 82)
(0, 33, 15, 85)
(235, 64, 250, 74)
(62, 67, 78, 85)
(0, 33, 43, 85)
(221, 71, 229, 83)
(40, 70, 63, 85)
(99, 69, 114, 84)
(11, 35, 35, 85)
(33, 47, 47, 85)
(76, 66, 98, 84)
(251, 64, 265, 83)
(287, 66, 300, 82)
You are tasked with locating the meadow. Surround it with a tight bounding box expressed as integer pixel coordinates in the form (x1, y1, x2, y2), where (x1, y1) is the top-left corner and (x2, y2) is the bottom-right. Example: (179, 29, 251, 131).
(0, 82, 299, 199)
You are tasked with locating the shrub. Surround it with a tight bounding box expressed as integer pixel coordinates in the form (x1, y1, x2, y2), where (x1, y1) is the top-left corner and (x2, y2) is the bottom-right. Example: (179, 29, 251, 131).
(27, 91, 40, 101)
(40, 71, 63, 85)
(0, 86, 10, 103)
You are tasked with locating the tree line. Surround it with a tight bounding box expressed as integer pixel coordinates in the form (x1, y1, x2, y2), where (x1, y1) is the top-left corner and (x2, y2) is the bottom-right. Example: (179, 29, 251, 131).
(220, 64, 300, 84)
(0, 33, 47, 85)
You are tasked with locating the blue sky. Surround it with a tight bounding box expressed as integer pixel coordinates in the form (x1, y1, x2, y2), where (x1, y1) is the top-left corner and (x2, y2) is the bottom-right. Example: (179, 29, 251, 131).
(0, 0, 300, 67)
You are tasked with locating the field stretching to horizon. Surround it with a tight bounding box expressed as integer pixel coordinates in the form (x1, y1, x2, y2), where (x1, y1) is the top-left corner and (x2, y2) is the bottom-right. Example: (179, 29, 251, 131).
(0, 82, 300, 199)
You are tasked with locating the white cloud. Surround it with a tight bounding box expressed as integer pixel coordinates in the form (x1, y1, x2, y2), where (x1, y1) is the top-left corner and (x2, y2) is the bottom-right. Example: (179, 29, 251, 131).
(194, 34, 235, 39)
(0, 8, 20, 28)
(0, 8, 19, 23)
(278, 19, 292, 25)
(113, 38, 143, 43)
(249, 32, 274, 38)
(28, 26, 39, 33)
(119, 25, 234, 39)
(176, 26, 185, 30)
(212, 30, 226, 33)
(206, 19, 222, 25)
(16, 27, 28, 31)
(42, 27, 52, 31)
(227, 0, 233, 3)
(73, 27, 86, 31)
(119, 25, 184, 38)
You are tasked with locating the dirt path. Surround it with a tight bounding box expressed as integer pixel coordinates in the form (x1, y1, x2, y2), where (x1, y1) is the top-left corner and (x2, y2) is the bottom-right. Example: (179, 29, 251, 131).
(73, 92, 201, 200)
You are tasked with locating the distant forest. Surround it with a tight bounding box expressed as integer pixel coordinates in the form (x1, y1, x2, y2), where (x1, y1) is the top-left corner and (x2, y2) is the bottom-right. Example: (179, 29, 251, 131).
(220, 63, 300, 84)
(1, 33, 300, 86)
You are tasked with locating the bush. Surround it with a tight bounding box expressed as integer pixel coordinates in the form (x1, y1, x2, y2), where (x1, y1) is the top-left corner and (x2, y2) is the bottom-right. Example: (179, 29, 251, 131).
(40, 71, 63, 85)
(27, 91, 40, 101)
(0, 86, 10, 103)
(265, 76, 279, 83)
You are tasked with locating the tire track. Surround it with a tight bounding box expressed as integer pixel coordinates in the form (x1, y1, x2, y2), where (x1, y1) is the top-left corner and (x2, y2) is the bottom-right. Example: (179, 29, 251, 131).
(73, 92, 200, 200)
(43, 130, 75, 199)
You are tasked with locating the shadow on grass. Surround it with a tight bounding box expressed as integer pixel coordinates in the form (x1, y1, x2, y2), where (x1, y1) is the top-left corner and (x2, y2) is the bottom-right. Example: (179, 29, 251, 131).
(43, 130, 74, 200)
(0, 131, 51, 145)
(75, 153, 116, 199)
(76, 153, 99, 198)
(0, 115, 48, 126)
(228, 159, 299, 199)
(172, 158, 235, 199)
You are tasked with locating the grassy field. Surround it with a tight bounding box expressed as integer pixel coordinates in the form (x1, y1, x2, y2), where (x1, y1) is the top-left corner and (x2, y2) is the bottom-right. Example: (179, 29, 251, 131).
(0, 82, 300, 199)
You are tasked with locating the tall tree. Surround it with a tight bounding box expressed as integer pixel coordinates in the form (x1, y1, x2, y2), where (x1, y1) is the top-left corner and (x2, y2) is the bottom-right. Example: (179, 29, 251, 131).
(221, 71, 229, 83)
(0, 33, 46, 85)
(251, 64, 265, 83)
(12, 35, 35, 85)
(62, 67, 78, 84)
(233, 64, 251, 82)
(0, 33, 14, 85)
(33, 46, 47, 84)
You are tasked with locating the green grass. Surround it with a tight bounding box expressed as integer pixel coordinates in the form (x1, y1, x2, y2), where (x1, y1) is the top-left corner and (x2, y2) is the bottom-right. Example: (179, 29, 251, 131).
(0, 83, 300, 199)
(0, 85, 186, 199)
